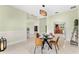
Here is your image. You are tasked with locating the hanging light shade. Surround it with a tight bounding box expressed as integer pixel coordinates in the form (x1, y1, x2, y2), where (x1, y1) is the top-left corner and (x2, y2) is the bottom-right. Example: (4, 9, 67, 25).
(0, 37, 7, 52)
(40, 5, 47, 16)
(40, 9, 47, 16)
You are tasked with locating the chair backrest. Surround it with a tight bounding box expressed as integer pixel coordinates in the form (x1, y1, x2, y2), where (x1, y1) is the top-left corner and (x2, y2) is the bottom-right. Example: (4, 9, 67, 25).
(55, 36, 60, 44)
(35, 38, 43, 46)
(36, 33, 40, 38)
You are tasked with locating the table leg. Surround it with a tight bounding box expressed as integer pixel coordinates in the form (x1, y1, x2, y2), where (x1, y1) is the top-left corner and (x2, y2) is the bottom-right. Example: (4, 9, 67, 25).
(45, 40, 52, 49)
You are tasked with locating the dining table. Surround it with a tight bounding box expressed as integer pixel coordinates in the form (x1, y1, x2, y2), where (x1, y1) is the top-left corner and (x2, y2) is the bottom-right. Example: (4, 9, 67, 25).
(39, 34, 54, 50)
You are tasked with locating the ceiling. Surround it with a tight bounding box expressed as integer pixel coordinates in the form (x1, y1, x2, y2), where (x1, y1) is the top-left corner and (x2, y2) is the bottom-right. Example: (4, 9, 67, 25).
(11, 5, 76, 16)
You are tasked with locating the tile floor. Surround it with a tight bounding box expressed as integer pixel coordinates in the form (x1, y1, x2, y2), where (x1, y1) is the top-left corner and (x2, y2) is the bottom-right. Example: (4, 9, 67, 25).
(0, 37, 79, 54)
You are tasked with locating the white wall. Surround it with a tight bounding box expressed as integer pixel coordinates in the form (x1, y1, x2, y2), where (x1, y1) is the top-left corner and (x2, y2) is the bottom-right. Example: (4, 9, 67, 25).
(77, 6, 79, 41)
(0, 5, 79, 46)
(0, 6, 38, 45)
(47, 8, 78, 41)
(39, 17, 47, 34)
(26, 16, 39, 38)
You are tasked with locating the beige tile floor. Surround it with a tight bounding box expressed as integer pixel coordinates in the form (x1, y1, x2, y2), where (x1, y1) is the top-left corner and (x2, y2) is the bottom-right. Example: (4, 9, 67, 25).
(0, 38, 79, 54)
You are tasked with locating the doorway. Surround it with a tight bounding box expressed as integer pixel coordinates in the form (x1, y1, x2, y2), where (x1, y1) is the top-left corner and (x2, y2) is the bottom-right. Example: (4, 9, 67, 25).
(26, 27, 30, 39)
(39, 17, 47, 34)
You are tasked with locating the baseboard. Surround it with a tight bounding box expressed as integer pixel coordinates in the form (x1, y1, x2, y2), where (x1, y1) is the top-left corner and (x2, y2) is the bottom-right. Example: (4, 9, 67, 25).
(7, 39, 27, 46)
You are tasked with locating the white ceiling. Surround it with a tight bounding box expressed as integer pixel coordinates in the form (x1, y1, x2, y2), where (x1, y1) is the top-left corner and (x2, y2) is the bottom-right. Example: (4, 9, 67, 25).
(11, 5, 76, 16)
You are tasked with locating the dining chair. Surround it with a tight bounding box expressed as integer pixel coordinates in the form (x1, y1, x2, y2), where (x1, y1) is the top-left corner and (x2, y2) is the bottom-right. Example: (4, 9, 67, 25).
(34, 37, 43, 54)
(49, 36, 60, 53)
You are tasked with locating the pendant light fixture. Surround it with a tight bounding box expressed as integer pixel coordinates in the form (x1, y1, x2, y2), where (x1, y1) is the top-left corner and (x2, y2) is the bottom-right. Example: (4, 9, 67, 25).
(40, 5, 47, 16)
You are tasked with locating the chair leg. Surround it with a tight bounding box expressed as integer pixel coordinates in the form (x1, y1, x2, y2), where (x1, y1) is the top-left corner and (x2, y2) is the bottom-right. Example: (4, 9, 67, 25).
(34, 46, 36, 54)
(57, 44, 59, 50)
(41, 48, 43, 54)
(55, 45, 57, 54)
(48, 46, 50, 50)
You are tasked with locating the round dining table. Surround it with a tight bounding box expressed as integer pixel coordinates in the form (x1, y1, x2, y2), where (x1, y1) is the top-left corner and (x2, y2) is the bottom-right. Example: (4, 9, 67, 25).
(39, 34, 54, 50)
